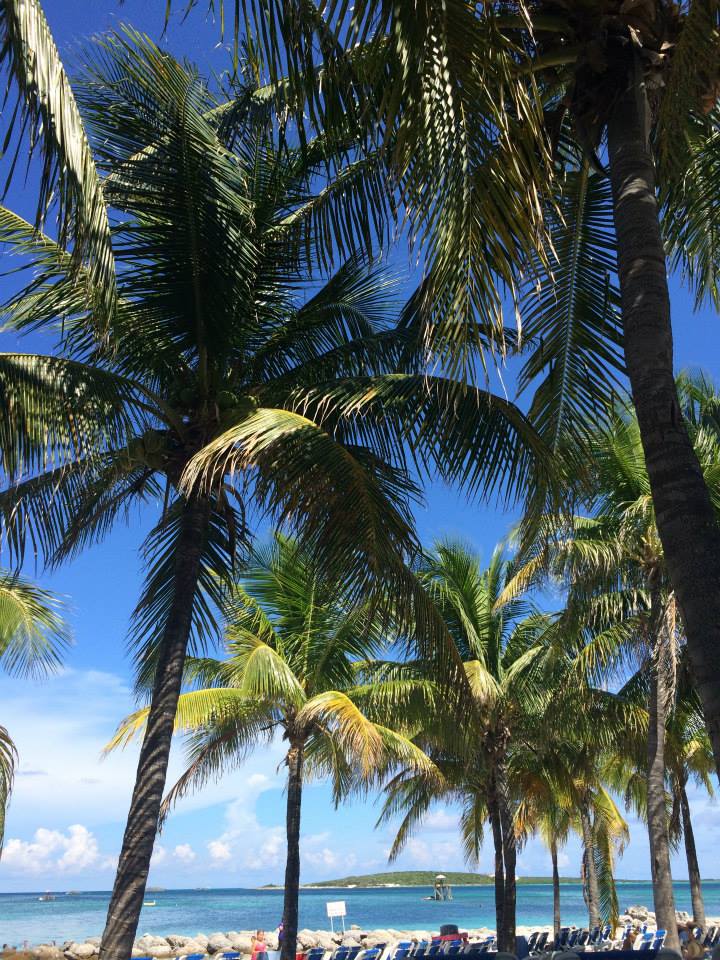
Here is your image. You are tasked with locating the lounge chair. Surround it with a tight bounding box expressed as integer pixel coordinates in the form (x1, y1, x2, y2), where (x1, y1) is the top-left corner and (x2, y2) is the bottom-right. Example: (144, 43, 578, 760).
(221, 952, 241, 959)
(347, 948, 362, 960)
(306, 950, 326, 960)
(357, 950, 381, 960)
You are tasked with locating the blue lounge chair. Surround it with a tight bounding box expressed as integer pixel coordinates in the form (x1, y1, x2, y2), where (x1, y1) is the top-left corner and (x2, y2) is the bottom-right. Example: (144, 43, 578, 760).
(532, 933, 548, 954)
(390, 950, 410, 960)
(652, 932, 666, 951)
(357, 951, 381, 960)
(221, 953, 241, 959)
(184, 954, 205, 960)
(331, 949, 350, 960)
(445, 949, 462, 958)
(413, 949, 427, 959)
(347, 948, 362, 960)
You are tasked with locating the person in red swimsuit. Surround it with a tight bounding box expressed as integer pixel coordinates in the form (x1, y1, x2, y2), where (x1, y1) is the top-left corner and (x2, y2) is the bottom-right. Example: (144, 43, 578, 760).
(252, 931, 268, 960)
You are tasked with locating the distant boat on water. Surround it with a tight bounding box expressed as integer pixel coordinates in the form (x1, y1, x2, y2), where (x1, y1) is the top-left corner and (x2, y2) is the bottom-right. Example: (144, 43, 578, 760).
(143, 901, 157, 907)
(38, 893, 56, 902)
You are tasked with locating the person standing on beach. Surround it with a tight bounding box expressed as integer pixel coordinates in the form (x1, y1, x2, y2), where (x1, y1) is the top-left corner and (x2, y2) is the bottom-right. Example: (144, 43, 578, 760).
(252, 931, 268, 960)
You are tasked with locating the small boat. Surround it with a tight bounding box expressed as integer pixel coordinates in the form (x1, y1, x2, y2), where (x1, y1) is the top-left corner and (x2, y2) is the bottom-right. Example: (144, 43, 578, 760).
(143, 900, 156, 907)
(38, 893, 56, 902)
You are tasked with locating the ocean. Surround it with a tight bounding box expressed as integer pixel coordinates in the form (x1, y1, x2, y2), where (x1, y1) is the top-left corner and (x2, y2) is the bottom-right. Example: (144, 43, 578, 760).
(2, 883, 719, 946)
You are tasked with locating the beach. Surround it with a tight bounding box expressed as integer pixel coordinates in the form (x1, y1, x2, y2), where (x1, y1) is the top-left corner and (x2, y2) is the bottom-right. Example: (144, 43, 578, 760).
(3, 883, 720, 949)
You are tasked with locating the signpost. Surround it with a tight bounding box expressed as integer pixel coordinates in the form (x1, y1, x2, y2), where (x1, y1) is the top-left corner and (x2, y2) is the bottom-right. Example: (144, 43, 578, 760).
(326, 900, 347, 934)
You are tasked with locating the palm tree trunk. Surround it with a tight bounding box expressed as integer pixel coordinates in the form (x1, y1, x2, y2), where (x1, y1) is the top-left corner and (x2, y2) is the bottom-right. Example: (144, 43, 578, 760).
(495, 760, 516, 953)
(680, 778, 705, 929)
(487, 780, 505, 945)
(281, 739, 305, 960)
(647, 663, 679, 949)
(580, 801, 601, 929)
(551, 838, 561, 938)
(606, 47, 720, 782)
(99, 498, 210, 960)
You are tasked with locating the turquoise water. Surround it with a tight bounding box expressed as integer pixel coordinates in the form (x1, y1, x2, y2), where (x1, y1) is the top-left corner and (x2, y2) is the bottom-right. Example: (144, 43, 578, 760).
(2, 883, 720, 946)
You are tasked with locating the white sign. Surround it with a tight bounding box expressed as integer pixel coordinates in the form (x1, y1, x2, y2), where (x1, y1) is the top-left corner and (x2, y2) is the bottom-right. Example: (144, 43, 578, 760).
(326, 901, 347, 918)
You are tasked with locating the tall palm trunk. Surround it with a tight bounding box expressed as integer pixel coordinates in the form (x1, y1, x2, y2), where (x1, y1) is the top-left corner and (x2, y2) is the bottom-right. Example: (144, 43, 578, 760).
(606, 47, 720, 782)
(99, 498, 210, 960)
(645, 594, 680, 952)
(488, 785, 505, 945)
(580, 801, 601, 930)
(494, 759, 516, 953)
(281, 738, 305, 960)
(680, 777, 705, 929)
(550, 838, 561, 938)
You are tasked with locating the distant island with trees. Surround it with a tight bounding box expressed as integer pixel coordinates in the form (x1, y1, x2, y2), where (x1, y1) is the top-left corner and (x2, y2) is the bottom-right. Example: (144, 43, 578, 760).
(262, 871, 583, 888)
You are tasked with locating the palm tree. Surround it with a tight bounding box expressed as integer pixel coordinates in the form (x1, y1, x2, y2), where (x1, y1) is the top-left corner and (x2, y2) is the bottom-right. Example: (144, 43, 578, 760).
(667, 669, 715, 930)
(0, 572, 69, 851)
(375, 542, 572, 952)
(608, 653, 715, 930)
(508, 379, 720, 949)
(108, 535, 436, 960)
(135, 0, 720, 776)
(0, 32, 545, 960)
(515, 733, 628, 933)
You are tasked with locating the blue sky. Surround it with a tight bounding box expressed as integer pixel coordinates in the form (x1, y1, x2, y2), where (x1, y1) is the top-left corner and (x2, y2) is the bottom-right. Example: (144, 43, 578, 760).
(1, 0, 720, 895)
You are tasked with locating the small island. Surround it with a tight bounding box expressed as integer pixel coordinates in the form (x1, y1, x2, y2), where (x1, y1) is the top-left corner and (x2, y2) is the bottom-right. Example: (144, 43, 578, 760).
(260, 870, 582, 888)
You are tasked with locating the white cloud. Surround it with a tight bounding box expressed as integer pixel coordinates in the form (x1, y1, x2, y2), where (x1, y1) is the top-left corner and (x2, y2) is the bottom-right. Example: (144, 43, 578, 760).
(208, 840, 232, 862)
(1, 669, 287, 835)
(2, 824, 112, 875)
(151, 844, 167, 866)
(174, 843, 196, 863)
(423, 809, 457, 832)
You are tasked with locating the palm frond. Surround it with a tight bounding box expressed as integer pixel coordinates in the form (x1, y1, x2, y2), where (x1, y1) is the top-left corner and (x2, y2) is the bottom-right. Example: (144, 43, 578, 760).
(130, 497, 249, 692)
(0, 0, 116, 323)
(517, 163, 623, 457)
(0, 722, 17, 853)
(0, 354, 139, 488)
(0, 572, 69, 677)
(656, 1, 720, 184)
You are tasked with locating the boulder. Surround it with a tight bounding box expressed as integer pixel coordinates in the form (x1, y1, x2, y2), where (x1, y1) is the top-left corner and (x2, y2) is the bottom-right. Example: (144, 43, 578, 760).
(136, 936, 163, 952)
(628, 907, 650, 921)
(264, 936, 279, 951)
(178, 941, 207, 956)
(150, 947, 174, 958)
(296, 932, 317, 950)
(192, 938, 210, 951)
(65, 945, 97, 960)
(85, 941, 101, 949)
(207, 936, 232, 955)
(227, 936, 253, 954)
(167, 937, 191, 950)
(317, 935, 338, 952)
(34, 946, 63, 960)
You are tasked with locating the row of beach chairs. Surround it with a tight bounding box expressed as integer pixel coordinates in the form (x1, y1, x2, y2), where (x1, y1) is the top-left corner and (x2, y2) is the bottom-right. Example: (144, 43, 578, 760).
(132, 926, 720, 960)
